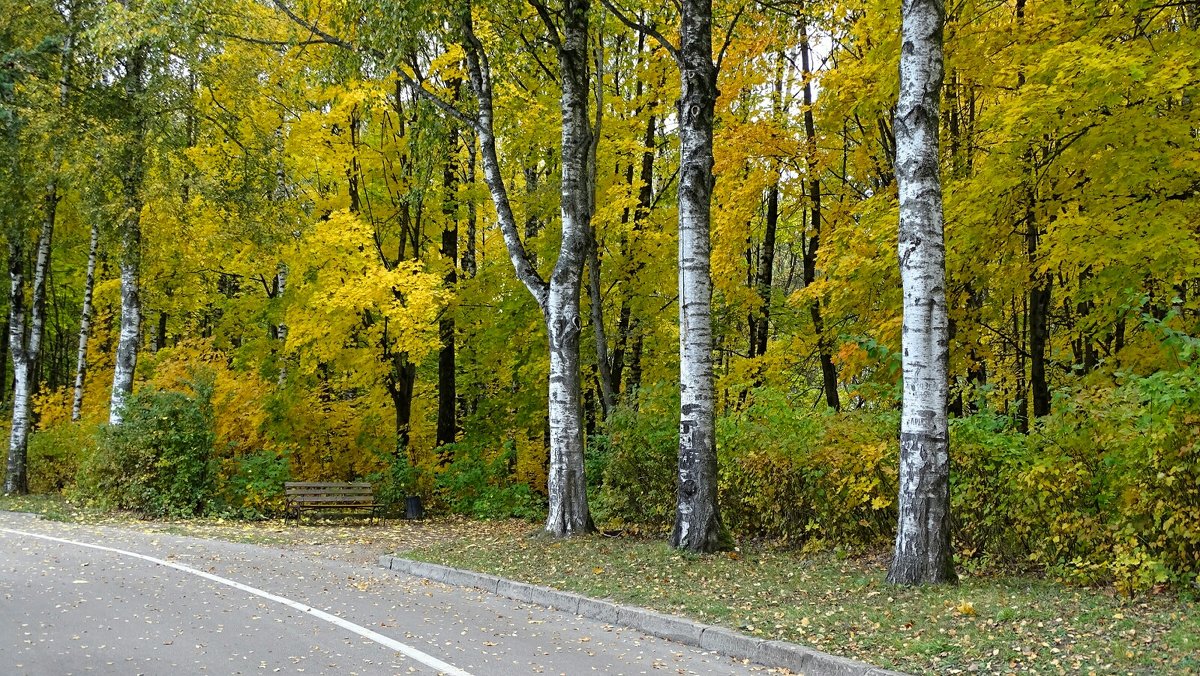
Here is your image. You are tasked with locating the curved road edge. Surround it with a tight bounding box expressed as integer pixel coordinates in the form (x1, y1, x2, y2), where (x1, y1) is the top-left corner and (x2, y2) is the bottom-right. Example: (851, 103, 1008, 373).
(378, 555, 909, 676)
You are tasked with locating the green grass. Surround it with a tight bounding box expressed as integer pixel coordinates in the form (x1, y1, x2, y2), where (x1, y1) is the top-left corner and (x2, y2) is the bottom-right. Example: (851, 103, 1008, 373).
(404, 526, 1200, 674)
(0, 493, 89, 521)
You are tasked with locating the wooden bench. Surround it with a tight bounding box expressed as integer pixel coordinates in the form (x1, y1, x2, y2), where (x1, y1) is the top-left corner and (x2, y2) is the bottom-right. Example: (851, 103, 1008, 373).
(284, 482, 379, 522)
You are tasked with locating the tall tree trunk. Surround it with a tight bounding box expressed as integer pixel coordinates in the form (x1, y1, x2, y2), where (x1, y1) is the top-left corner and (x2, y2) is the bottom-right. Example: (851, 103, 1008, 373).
(462, 131, 478, 278)
(5, 243, 28, 495)
(6, 181, 54, 494)
(586, 236, 615, 416)
(887, 0, 955, 585)
(109, 42, 147, 426)
(670, 0, 729, 553)
(1027, 218, 1051, 420)
(71, 220, 99, 421)
(610, 111, 656, 401)
(462, 1, 593, 536)
(797, 24, 840, 411)
(437, 123, 460, 458)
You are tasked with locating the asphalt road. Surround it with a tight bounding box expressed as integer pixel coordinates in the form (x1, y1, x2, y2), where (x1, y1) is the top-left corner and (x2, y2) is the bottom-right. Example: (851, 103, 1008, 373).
(0, 511, 771, 675)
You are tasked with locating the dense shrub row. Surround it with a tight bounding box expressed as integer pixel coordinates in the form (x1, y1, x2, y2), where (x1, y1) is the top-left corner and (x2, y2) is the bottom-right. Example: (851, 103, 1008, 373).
(588, 365, 1200, 591)
(24, 357, 1200, 591)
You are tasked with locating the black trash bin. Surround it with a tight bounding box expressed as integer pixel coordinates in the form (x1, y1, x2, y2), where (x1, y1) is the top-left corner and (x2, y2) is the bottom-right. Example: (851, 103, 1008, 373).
(404, 495, 424, 520)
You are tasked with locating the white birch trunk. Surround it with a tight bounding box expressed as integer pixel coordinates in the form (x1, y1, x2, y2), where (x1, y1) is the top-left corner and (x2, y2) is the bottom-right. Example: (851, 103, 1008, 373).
(6, 185, 54, 494)
(4, 242, 28, 495)
(668, 0, 728, 553)
(275, 263, 288, 387)
(462, 1, 593, 535)
(108, 43, 147, 426)
(71, 220, 99, 421)
(888, 0, 955, 585)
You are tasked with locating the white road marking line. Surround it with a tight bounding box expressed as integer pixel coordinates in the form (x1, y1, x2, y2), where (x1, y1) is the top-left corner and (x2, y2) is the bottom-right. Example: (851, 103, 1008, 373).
(0, 526, 472, 676)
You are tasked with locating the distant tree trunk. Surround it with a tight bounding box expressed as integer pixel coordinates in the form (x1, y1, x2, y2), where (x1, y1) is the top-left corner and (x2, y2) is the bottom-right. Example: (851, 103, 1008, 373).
(462, 0, 593, 536)
(888, 0, 955, 586)
(462, 132, 478, 279)
(669, 0, 730, 554)
(610, 111, 656, 402)
(437, 122, 460, 459)
(386, 350, 417, 465)
(797, 25, 841, 411)
(71, 220, 99, 421)
(586, 236, 615, 416)
(109, 43, 148, 426)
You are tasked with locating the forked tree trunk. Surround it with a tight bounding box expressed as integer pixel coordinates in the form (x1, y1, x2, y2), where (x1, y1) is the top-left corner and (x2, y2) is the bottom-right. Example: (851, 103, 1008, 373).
(888, 0, 956, 586)
(669, 0, 729, 553)
(71, 220, 99, 421)
(461, 0, 593, 536)
(6, 184, 54, 494)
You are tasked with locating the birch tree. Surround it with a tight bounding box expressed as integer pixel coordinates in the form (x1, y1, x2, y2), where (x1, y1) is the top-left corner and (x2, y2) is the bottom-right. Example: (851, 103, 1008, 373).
(5, 6, 72, 494)
(459, 0, 595, 535)
(887, 0, 955, 585)
(603, 0, 731, 552)
(107, 1, 149, 425)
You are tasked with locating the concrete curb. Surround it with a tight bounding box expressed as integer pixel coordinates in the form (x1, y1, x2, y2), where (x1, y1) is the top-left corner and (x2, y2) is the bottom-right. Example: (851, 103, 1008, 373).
(378, 555, 906, 676)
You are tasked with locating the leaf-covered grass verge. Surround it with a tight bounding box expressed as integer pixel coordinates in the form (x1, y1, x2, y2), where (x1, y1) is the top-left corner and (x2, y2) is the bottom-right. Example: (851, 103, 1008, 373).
(0, 493, 94, 522)
(404, 527, 1200, 674)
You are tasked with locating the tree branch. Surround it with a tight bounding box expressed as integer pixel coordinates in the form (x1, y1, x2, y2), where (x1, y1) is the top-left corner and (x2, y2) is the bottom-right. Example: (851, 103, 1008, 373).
(597, 0, 680, 62)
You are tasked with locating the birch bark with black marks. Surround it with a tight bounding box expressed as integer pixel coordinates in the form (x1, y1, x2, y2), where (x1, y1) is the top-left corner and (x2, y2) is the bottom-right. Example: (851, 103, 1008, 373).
(461, 0, 593, 536)
(71, 220, 99, 421)
(888, 0, 956, 585)
(670, 0, 729, 553)
(108, 40, 148, 426)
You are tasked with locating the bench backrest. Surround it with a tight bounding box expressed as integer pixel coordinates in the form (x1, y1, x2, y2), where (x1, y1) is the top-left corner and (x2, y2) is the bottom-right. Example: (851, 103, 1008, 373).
(284, 481, 375, 505)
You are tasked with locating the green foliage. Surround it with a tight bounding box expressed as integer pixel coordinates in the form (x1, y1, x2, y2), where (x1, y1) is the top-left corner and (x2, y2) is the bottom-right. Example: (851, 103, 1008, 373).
(591, 388, 679, 529)
(435, 441, 544, 520)
(27, 422, 96, 495)
(74, 386, 217, 518)
(220, 449, 291, 518)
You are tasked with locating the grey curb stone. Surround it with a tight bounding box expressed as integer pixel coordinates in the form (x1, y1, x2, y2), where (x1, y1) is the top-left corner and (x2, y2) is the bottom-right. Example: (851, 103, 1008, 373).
(380, 556, 907, 675)
(617, 607, 704, 645)
(698, 625, 762, 662)
(575, 595, 619, 624)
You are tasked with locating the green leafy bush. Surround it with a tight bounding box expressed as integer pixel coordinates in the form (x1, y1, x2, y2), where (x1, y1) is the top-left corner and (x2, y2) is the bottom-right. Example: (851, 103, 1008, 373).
(74, 386, 216, 518)
(591, 389, 678, 530)
(436, 440, 543, 520)
(28, 422, 96, 494)
(221, 449, 291, 518)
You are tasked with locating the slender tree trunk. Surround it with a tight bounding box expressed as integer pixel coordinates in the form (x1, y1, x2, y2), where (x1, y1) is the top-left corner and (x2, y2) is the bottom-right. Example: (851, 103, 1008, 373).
(5, 242, 28, 495)
(797, 24, 840, 411)
(108, 43, 147, 426)
(71, 220, 99, 421)
(462, 133, 478, 278)
(610, 111, 656, 401)
(670, 0, 729, 553)
(437, 123, 460, 457)
(888, 0, 955, 585)
(586, 237, 615, 416)
(462, 1, 593, 536)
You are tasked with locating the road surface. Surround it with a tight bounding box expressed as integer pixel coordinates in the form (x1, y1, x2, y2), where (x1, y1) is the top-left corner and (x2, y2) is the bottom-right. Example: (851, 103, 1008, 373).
(0, 511, 771, 675)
